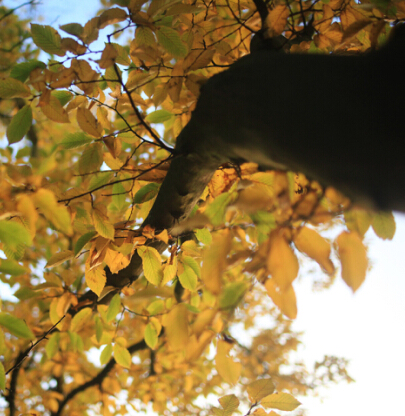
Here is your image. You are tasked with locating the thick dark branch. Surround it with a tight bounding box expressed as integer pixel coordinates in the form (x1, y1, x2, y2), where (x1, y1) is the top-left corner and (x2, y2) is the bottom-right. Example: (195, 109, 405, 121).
(53, 339, 147, 416)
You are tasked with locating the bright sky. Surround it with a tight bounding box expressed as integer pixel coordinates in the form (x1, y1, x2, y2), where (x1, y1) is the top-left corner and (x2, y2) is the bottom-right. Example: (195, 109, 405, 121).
(3, 1, 405, 415)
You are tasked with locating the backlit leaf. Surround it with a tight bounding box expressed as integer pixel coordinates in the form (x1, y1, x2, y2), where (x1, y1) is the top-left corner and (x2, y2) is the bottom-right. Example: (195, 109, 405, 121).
(164, 303, 188, 351)
(156, 25, 187, 58)
(31, 24, 65, 56)
(0, 220, 32, 250)
(7, 105, 32, 145)
(0, 312, 34, 339)
(45, 250, 74, 268)
(79, 143, 103, 174)
(336, 231, 368, 292)
(10, 60, 46, 82)
(0, 78, 31, 98)
(74, 231, 97, 256)
(113, 344, 132, 368)
(293, 227, 334, 275)
(144, 322, 158, 349)
(267, 229, 299, 291)
(41, 96, 70, 123)
(265, 279, 297, 319)
(372, 211, 396, 240)
(85, 267, 106, 296)
(133, 183, 160, 204)
(98, 7, 128, 29)
(215, 340, 241, 385)
(218, 394, 239, 415)
(0, 259, 27, 276)
(261, 392, 301, 411)
(137, 246, 163, 285)
(46, 332, 60, 359)
(0, 362, 5, 390)
(60, 23, 84, 37)
(247, 378, 275, 403)
(34, 189, 73, 235)
(100, 343, 113, 364)
(195, 228, 212, 245)
(145, 109, 173, 124)
(70, 307, 92, 332)
(106, 293, 121, 322)
(77, 107, 103, 137)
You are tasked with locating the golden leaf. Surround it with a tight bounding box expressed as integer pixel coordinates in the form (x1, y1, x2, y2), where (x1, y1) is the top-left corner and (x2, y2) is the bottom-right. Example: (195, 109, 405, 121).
(264, 279, 297, 319)
(76, 107, 103, 137)
(293, 227, 334, 275)
(85, 267, 106, 297)
(41, 95, 70, 123)
(266, 229, 299, 291)
(247, 378, 275, 403)
(215, 340, 241, 385)
(266, 5, 289, 36)
(336, 231, 368, 292)
(164, 303, 188, 351)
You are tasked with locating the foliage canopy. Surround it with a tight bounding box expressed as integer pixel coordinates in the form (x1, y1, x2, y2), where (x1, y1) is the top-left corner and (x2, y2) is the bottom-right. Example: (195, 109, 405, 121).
(0, 0, 400, 415)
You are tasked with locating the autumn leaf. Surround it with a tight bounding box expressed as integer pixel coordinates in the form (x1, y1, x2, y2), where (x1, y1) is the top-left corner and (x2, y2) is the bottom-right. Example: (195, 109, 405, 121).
(0, 78, 31, 98)
(215, 340, 242, 385)
(156, 26, 188, 58)
(45, 250, 74, 268)
(70, 307, 92, 332)
(137, 246, 163, 285)
(31, 24, 65, 56)
(0, 312, 35, 339)
(163, 303, 188, 351)
(247, 378, 276, 403)
(336, 231, 368, 292)
(261, 392, 301, 411)
(372, 211, 396, 240)
(76, 107, 103, 137)
(85, 267, 106, 296)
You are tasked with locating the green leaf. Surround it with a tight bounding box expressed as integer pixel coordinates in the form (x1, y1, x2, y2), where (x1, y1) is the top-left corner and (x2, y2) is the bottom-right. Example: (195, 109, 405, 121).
(74, 231, 97, 256)
(112, 182, 127, 211)
(372, 211, 396, 240)
(95, 316, 103, 343)
(10, 60, 46, 82)
(146, 300, 164, 315)
(181, 256, 200, 277)
(13, 287, 38, 300)
(133, 183, 160, 204)
(45, 250, 74, 268)
(7, 105, 32, 145)
(0, 312, 35, 339)
(100, 343, 113, 364)
(179, 266, 197, 291)
(52, 90, 73, 106)
(89, 171, 114, 190)
(219, 282, 247, 310)
(0, 78, 31, 98)
(92, 210, 115, 240)
(247, 378, 276, 403)
(156, 26, 188, 58)
(59, 23, 84, 37)
(113, 344, 132, 368)
(261, 392, 301, 411)
(31, 24, 65, 56)
(195, 228, 212, 245)
(144, 322, 158, 349)
(106, 293, 121, 323)
(0, 362, 5, 390)
(205, 192, 238, 226)
(61, 132, 93, 149)
(46, 332, 60, 359)
(0, 220, 32, 252)
(137, 246, 163, 285)
(145, 109, 173, 124)
(70, 307, 92, 332)
(0, 259, 27, 276)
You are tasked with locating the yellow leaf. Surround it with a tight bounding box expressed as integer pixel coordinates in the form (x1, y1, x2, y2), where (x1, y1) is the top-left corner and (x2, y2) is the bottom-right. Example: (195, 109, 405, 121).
(16, 194, 37, 237)
(92, 209, 115, 240)
(218, 394, 239, 415)
(215, 340, 241, 385)
(137, 246, 163, 285)
(34, 189, 73, 235)
(70, 307, 92, 332)
(98, 7, 128, 29)
(336, 231, 368, 292)
(192, 308, 217, 338)
(201, 229, 232, 294)
(76, 107, 103, 137)
(41, 95, 70, 123)
(164, 303, 188, 351)
(85, 267, 106, 296)
(99, 43, 118, 69)
(293, 227, 334, 275)
(261, 392, 301, 411)
(267, 230, 299, 291)
(247, 378, 275, 403)
(264, 279, 297, 319)
(46, 250, 74, 268)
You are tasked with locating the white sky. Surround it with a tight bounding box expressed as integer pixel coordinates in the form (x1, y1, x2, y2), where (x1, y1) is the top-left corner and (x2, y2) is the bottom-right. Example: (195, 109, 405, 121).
(2, 1, 405, 415)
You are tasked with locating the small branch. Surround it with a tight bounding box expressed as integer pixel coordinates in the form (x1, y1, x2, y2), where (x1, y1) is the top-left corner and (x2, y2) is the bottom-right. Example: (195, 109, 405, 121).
(5, 316, 65, 416)
(53, 339, 148, 416)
